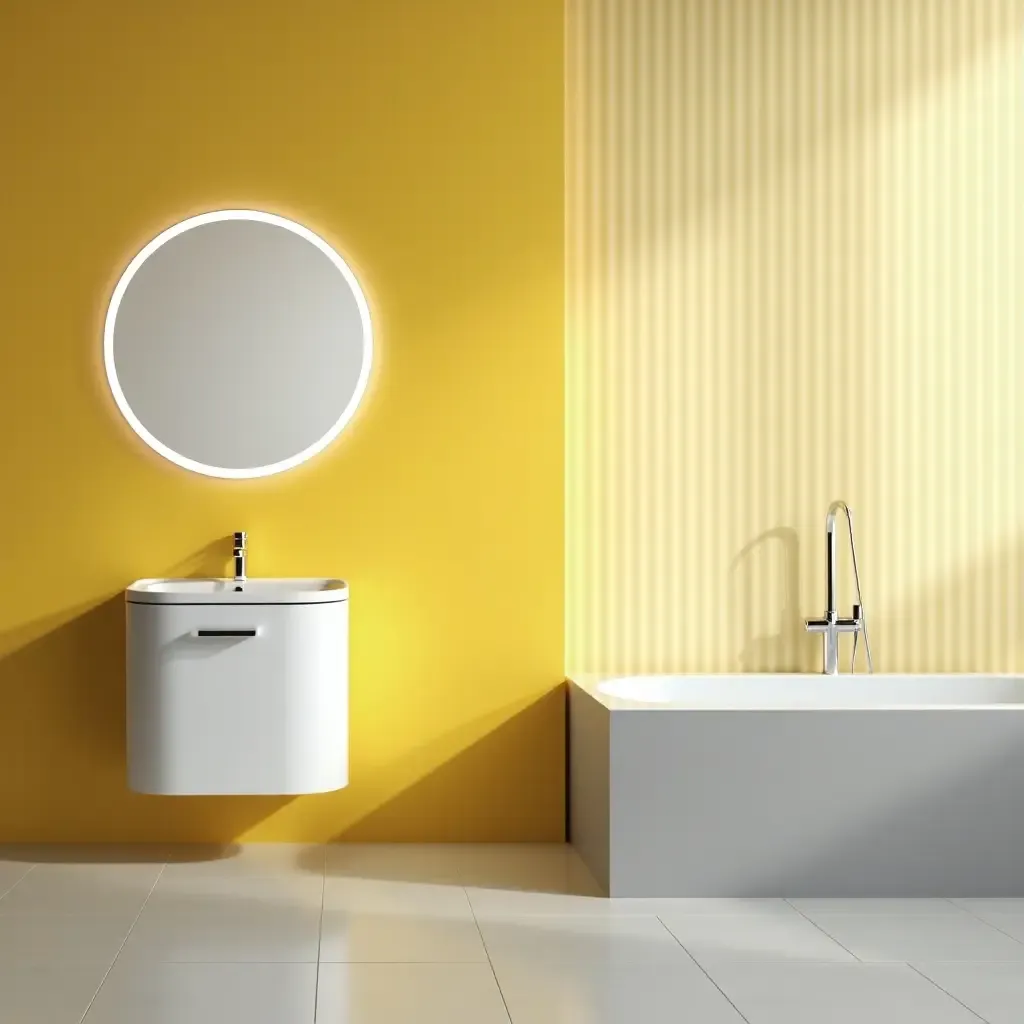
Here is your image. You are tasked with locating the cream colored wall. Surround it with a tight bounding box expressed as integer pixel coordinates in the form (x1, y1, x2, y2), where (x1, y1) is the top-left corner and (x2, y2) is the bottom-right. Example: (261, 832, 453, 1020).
(566, 0, 1024, 675)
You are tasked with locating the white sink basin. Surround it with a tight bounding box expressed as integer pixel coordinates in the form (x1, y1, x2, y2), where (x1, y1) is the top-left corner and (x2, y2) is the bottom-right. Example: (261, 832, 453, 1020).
(127, 577, 348, 604)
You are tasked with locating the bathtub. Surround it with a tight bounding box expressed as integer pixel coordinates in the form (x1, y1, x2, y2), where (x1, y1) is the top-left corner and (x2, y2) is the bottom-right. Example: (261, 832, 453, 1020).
(568, 674, 1024, 896)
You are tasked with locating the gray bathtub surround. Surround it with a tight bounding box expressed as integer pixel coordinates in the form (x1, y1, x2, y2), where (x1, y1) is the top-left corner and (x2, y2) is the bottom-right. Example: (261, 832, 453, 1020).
(568, 674, 1024, 897)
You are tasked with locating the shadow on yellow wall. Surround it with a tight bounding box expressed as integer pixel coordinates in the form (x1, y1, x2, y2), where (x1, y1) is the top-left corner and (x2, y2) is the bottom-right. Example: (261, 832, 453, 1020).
(0, 588, 565, 843)
(338, 688, 565, 843)
(0, 595, 289, 842)
(0, 539, 291, 842)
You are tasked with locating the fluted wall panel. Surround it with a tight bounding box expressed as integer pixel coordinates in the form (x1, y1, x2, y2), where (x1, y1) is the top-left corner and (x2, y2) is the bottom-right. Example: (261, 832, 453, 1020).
(566, 0, 1024, 674)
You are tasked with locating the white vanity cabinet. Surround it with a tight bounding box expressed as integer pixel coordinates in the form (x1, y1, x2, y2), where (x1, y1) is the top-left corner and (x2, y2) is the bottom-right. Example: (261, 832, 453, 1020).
(126, 578, 348, 795)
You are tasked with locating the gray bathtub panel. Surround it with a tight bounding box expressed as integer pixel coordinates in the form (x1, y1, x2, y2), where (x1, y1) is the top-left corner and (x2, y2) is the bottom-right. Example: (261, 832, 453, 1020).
(569, 680, 611, 891)
(569, 682, 1024, 897)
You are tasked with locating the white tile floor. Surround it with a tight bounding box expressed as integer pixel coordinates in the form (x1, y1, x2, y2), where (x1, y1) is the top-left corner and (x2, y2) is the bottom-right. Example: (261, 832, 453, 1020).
(1, 843, 1023, 1021)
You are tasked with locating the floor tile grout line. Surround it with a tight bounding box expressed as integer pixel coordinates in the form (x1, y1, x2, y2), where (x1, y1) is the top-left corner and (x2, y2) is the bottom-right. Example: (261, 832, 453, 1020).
(948, 901, 1024, 948)
(320, 958, 503, 964)
(906, 962, 992, 1023)
(785, 897, 1024, 954)
(465, 885, 514, 1024)
(313, 844, 325, 1023)
(0, 861, 38, 903)
(655, 916, 753, 1024)
(78, 860, 166, 1023)
(782, 898, 862, 961)
(78, 954, 317, 962)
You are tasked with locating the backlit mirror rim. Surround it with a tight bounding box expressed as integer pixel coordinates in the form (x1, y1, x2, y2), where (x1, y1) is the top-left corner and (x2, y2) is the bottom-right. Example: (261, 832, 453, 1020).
(103, 208, 374, 479)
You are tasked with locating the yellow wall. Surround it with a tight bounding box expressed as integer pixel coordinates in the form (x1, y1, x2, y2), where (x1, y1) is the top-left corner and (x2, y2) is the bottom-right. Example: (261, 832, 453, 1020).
(567, 0, 1024, 675)
(0, 1, 564, 842)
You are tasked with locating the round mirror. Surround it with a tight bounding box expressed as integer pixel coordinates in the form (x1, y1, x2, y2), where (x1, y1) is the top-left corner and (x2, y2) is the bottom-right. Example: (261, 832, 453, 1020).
(104, 210, 373, 478)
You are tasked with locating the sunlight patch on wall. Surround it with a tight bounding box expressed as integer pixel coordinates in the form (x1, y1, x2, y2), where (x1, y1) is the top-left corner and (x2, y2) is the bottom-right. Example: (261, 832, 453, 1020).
(566, 0, 1024, 674)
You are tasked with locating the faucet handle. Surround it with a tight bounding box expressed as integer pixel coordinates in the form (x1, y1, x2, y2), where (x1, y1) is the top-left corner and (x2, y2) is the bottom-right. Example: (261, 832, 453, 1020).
(233, 531, 247, 549)
(852, 603, 862, 622)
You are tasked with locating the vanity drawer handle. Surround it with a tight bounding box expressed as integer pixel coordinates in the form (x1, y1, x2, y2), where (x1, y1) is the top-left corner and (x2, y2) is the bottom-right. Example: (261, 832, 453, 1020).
(193, 628, 260, 638)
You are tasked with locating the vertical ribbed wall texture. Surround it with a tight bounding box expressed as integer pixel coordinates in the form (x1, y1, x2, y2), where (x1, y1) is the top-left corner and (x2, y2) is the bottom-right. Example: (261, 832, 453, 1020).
(566, 0, 1024, 674)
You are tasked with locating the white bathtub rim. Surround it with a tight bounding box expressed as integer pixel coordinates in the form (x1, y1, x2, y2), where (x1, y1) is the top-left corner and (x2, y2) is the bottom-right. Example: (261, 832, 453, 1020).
(571, 673, 1024, 711)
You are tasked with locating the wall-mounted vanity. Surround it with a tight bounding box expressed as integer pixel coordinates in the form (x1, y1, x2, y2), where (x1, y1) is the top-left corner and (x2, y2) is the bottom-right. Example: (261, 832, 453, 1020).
(127, 575, 348, 796)
(106, 210, 369, 794)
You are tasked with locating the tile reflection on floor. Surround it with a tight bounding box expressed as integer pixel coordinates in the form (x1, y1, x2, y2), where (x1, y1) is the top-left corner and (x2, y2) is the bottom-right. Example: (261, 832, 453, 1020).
(0, 844, 1023, 1022)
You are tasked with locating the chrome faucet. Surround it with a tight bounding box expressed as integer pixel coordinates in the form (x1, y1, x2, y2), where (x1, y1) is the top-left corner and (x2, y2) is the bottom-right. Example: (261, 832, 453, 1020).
(233, 531, 247, 584)
(805, 501, 874, 675)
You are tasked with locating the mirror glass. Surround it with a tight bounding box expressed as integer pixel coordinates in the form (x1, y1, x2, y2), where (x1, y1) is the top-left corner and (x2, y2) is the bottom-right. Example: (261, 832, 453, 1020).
(104, 210, 372, 478)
